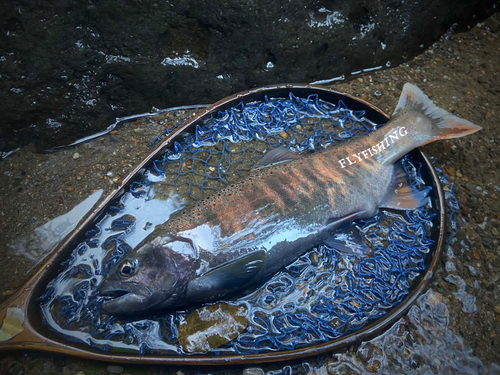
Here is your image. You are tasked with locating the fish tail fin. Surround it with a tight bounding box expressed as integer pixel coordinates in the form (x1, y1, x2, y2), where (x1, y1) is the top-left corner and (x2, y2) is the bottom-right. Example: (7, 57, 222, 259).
(394, 83, 482, 141)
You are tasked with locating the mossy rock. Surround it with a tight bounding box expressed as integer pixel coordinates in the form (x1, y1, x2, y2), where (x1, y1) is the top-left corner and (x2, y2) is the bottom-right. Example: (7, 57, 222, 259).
(177, 303, 248, 353)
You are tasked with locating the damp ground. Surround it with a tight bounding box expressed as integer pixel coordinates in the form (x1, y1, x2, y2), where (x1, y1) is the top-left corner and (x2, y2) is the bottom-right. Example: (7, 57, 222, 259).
(0, 13, 499, 375)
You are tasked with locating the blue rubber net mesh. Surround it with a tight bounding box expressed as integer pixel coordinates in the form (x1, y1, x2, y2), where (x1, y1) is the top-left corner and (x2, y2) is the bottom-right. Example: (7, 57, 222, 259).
(39, 93, 444, 355)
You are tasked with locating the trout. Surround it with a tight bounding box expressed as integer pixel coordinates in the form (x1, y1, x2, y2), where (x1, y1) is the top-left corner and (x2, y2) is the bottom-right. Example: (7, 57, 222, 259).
(99, 83, 481, 315)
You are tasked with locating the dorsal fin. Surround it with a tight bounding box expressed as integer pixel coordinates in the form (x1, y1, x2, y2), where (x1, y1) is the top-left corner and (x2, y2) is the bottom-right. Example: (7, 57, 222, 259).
(254, 147, 301, 169)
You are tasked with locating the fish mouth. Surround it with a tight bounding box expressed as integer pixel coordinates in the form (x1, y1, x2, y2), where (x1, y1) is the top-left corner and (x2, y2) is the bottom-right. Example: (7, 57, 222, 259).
(100, 289, 130, 299)
(98, 282, 132, 301)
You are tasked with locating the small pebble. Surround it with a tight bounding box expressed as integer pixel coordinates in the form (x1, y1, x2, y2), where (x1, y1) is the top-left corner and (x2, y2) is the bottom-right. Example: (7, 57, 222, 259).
(309, 252, 319, 265)
(468, 265, 478, 277)
(66, 186, 74, 192)
(72, 152, 80, 160)
(445, 261, 456, 272)
(243, 368, 264, 375)
(107, 365, 124, 374)
(494, 305, 500, 314)
(472, 249, 481, 260)
(112, 176, 122, 184)
(492, 228, 499, 236)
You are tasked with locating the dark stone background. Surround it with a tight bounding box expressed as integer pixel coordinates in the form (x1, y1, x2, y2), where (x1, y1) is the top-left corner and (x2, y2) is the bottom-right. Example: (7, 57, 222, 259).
(0, 0, 497, 152)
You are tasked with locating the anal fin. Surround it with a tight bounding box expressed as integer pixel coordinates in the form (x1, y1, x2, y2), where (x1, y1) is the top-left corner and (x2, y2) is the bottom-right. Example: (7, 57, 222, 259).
(324, 211, 371, 255)
(324, 226, 371, 255)
(380, 162, 431, 210)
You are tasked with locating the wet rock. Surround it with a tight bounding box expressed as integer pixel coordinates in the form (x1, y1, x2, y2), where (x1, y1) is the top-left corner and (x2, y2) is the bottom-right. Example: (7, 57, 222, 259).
(465, 183, 476, 194)
(177, 303, 248, 353)
(0, 0, 497, 152)
(106, 365, 124, 374)
(445, 261, 456, 272)
(482, 236, 494, 248)
(357, 343, 375, 363)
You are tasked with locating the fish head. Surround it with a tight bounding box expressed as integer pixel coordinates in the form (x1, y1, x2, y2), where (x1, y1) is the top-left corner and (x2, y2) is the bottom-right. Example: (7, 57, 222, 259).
(99, 237, 196, 315)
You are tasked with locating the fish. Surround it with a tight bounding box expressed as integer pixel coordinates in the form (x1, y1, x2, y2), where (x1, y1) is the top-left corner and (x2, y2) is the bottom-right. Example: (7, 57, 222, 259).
(98, 83, 481, 316)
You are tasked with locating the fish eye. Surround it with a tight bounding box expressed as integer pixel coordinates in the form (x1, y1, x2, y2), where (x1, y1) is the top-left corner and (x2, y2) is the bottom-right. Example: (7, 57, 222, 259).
(119, 261, 135, 278)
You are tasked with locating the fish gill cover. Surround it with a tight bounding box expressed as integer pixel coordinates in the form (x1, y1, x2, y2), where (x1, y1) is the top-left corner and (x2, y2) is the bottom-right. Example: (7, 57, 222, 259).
(38, 93, 454, 355)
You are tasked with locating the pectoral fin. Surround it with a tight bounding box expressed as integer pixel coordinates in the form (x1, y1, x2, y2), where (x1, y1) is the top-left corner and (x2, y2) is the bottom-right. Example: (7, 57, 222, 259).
(186, 251, 266, 301)
(380, 162, 431, 210)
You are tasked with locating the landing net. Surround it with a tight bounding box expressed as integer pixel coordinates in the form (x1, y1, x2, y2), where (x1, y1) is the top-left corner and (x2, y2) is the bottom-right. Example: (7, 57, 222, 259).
(39, 93, 450, 355)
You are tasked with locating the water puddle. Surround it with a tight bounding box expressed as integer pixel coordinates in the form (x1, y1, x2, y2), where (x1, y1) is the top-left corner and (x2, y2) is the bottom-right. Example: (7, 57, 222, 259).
(8, 189, 103, 270)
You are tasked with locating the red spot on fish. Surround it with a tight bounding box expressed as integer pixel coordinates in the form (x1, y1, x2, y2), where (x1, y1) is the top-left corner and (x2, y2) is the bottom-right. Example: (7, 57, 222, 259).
(309, 186, 313, 191)
(332, 152, 336, 155)
(185, 223, 189, 227)
(364, 138, 369, 142)
(343, 147, 347, 150)
(177, 218, 181, 221)
(355, 143, 360, 147)
(213, 204, 216, 208)
(342, 189, 346, 194)
(227, 193, 232, 197)
(249, 235, 254, 240)
(330, 201, 336, 207)
(318, 158, 323, 161)
(270, 171, 273, 174)
(177, 225, 180, 228)
(237, 198, 241, 202)
(299, 162, 304, 165)
(282, 170, 287, 174)
(293, 170, 299, 174)
(387, 126, 392, 130)
(218, 200, 221, 203)
(333, 175, 338, 179)
(290, 193, 294, 199)
(323, 180, 327, 184)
